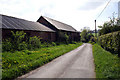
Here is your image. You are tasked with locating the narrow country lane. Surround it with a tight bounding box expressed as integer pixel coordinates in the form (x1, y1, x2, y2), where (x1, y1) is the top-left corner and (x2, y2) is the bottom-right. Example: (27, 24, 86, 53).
(19, 43, 96, 78)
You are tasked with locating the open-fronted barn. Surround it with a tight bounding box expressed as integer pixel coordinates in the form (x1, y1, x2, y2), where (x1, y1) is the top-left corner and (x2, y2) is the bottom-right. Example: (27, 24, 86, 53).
(0, 14, 56, 42)
(37, 16, 80, 41)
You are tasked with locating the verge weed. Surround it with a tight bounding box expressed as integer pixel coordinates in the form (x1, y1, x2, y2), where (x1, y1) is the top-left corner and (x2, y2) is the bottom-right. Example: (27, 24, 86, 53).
(2, 42, 82, 80)
(93, 44, 120, 78)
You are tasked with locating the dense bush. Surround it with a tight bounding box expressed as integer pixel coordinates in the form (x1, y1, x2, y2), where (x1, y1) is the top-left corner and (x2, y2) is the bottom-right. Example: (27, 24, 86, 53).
(98, 12, 120, 35)
(2, 31, 27, 51)
(2, 39, 12, 52)
(28, 36, 41, 50)
(98, 13, 120, 36)
(11, 31, 26, 50)
(89, 37, 97, 45)
(2, 30, 80, 52)
(80, 29, 94, 42)
(2, 31, 75, 52)
(2, 31, 42, 52)
(99, 25, 120, 36)
(98, 31, 120, 57)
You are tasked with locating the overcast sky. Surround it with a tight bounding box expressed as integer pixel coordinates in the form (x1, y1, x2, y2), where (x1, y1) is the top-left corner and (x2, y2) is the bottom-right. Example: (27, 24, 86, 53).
(0, 0, 119, 31)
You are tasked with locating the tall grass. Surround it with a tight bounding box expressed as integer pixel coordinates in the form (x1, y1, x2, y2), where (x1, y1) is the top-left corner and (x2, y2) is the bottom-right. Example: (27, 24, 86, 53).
(2, 42, 82, 80)
(93, 44, 120, 78)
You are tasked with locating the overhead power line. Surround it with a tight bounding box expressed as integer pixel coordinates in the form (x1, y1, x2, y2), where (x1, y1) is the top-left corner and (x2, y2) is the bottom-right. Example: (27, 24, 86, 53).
(96, 0, 112, 20)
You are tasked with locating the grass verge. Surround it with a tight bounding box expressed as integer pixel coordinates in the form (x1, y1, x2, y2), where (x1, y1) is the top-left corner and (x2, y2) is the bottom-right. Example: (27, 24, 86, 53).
(2, 42, 82, 80)
(93, 44, 120, 78)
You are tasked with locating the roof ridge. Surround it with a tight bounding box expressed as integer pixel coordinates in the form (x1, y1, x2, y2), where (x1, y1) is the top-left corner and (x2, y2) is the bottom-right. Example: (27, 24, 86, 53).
(42, 16, 77, 31)
(1, 14, 55, 32)
(1, 14, 36, 23)
(43, 16, 71, 26)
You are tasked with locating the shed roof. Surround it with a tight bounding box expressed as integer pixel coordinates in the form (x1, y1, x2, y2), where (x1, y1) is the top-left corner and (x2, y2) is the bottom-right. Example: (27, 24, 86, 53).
(0, 14, 55, 32)
(40, 16, 77, 32)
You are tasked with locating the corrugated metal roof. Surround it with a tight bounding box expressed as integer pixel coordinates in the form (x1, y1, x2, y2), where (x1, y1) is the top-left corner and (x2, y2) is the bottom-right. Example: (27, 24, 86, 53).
(0, 14, 55, 32)
(42, 16, 77, 32)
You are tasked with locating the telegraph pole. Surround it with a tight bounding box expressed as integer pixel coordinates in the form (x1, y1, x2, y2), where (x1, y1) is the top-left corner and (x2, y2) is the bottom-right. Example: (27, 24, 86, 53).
(95, 20, 97, 37)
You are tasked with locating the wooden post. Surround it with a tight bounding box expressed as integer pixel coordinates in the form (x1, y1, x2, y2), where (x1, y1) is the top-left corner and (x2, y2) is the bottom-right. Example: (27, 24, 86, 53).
(95, 20, 97, 38)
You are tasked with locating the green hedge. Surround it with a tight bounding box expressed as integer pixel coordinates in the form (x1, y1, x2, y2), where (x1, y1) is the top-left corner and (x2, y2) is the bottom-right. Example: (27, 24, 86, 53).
(98, 31, 120, 56)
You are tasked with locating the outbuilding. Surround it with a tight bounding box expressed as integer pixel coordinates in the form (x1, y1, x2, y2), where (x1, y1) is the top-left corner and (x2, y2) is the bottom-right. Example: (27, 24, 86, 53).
(37, 16, 80, 41)
(0, 14, 56, 42)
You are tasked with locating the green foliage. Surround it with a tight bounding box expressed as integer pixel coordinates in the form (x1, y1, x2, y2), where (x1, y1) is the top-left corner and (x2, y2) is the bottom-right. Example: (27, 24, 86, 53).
(11, 31, 26, 50)
(2, 31, 27, 51)
(98, 31, 120, 57)
(18, 41, 27, 51)
(71, 41, 77, 44)
(99, 24, 120, 36)
(98, 13, 120, 36)
(28, 36, 41, 50)
(2, 31, 43, 51)
(51, 42, 56, 46)
(93, 44, 120, 78)
(2, 39, 12, 52)
(58, 31, 70, 44)
(64, 34, 69, 44)
(81, 30, 94, 42)
(80, 30, 88, 42)
(86, 33, 94, 42)
(89, 37, 97, 45)
(2, 42, 83, 79)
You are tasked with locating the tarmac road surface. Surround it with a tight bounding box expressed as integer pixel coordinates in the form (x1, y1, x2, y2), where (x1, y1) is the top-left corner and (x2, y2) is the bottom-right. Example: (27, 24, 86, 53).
(19, 43, 96, 78)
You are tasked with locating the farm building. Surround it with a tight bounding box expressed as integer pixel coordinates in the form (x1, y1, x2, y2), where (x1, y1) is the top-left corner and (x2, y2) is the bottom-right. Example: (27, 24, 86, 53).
(0, 14, 80, 42)
(0, 14, 56, 42)
(37, 16, 80, 41)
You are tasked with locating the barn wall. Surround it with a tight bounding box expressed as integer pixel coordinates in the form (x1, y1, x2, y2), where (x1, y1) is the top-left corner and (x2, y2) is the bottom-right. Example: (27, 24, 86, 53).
(2, 29, 12, 39)
(25, 31, 56, 42)
(71, 32, 80, 41)
(2, 29, 56, 42)
(58, 30, 80, 42)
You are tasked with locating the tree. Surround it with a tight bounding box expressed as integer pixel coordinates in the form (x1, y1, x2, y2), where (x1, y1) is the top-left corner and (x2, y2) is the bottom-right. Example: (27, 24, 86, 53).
(98, 12, 120, 36)
(80, 29, 88, 42)
(86, 33, 94, 42)
(81, 29, 94, 42)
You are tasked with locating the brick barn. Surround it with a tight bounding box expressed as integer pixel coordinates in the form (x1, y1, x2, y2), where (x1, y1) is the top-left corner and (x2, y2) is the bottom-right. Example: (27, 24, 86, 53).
(37, 16, 80, 41)
(0, 14, 56, 42)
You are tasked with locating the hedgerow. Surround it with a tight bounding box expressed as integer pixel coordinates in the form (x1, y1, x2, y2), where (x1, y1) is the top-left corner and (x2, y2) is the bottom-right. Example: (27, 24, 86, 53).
(98, 31, 120, 57)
